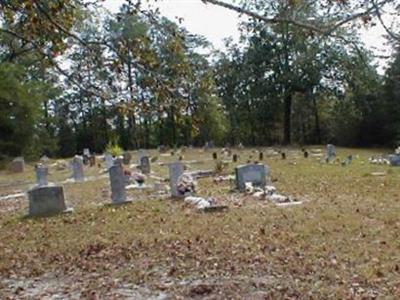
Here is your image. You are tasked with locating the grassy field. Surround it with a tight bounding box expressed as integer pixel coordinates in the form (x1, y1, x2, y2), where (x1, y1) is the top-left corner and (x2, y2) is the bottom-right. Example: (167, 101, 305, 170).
(0, 147, 400, 299)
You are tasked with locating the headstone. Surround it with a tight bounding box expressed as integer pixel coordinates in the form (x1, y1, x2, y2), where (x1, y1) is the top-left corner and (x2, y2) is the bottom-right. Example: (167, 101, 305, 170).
(35, 164, 48, 187)
(327, 144, 336, 162)
(138, 149, 146, 163)
(169, 162, 184, 197)
(281, 152, 286, 160)
(71, 156, 84, 182)
(158, 145, 168, 153)
(89, 155, 96, 167)
(212, 152, 218, 160)
(235, 164, 269, 192)
(40, 155, 49, 162)
(259, 152, 264, 161)
(304, 151, 309, 158)
(27, 185, 72, 217)
(140, 156, 151, 174)
(342, 155, 353, 166)
(9, 157, 25, 173)
(389, 155, 400, 166)
(122, 152, 132, 165)
(109, 161, 128, 204)
(105, 153, 114, 170)
(233, 154, 238, 163)
(83, 148, 90, 156)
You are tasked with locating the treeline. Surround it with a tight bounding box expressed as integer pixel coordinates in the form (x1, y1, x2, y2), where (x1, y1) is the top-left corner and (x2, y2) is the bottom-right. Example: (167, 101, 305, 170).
(0, 1, 399, 161)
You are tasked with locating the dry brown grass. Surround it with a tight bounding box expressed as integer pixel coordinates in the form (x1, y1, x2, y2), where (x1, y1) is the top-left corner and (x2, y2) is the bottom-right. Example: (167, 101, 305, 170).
(0, 147, 400, 299)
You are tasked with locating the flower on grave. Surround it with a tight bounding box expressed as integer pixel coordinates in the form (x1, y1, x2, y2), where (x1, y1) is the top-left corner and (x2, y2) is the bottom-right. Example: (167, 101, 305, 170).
(132, 171, 146, 185)
(177, 174, 197, 195)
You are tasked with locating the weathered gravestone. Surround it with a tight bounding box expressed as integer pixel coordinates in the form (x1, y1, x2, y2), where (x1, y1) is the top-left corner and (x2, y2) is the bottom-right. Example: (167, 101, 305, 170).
(109, 160, 129, 204)
(35, 164, 48, 186)
(105, 153, 114, 170)
(389, 155, 400, 166)
(158, 145, 168, 153)
(89, 155, 96, 167)
(169, 162, 184, 198)
(233, 154, 238, 163)
(122, 152, 132, 165)
(235, 164, 269, 192)
(83, 149, 90, 165)
(138, 149, 146, 163)
(71, 156, 84, 182)
(259, 152, 264, 161)
(326, 144, 336, 162)
(9, 157, 25, 173)
(213, 152, 218, 160)
(140, 156, 151, 174)
(27, 185, 72, 217)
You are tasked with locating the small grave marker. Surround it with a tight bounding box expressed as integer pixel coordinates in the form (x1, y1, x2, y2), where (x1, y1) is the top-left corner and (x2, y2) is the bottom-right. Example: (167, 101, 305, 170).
(140, 156, 151, 174)
(9, 157, 25, 173)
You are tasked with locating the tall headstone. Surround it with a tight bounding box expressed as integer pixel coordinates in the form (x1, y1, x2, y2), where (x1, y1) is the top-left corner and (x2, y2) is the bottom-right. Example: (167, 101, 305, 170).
(83, 148, 90, 156)
(109, 160, 128, 204)
(327, 144, 336, 162)
(140, 156, 151, 174)
(259, 152, 264, 161)
(35, 164, 48, 187)
(138, 149, 146, 163)
(105, 154, 114, 170)
(27, 185, 72, 217)
(169, 162, 184, 198)
(235, 164, 269, 192)
(71, 155, 84, 182)
(9, 157, 25, 173)
(212, 152, 218, 160)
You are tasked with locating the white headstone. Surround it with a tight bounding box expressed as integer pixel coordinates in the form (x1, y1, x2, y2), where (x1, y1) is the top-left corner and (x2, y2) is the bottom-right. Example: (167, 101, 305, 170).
(71, 156, 84, 182)
(83, 148, 90, 156)
(35, 164, 48, 187)
(327, 144, 336, 161)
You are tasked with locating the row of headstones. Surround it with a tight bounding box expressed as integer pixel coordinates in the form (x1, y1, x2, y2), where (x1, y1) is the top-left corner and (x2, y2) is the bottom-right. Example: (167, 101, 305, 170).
(28, 160, 267, 217)
(27, 159, 180, 217)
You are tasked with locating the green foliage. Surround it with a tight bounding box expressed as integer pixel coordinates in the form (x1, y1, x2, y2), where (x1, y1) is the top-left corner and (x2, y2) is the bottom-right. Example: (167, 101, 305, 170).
(0, 63, 45, 158)
(105, 137, 123, 157)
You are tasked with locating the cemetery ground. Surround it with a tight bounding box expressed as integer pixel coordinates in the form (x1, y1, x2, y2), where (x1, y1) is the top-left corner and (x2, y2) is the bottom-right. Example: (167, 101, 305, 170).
(0, 147, 400, 299)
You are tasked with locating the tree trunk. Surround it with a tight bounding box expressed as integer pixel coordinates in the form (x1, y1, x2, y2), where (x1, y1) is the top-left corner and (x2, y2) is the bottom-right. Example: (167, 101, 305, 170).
(312, 96, 322, 144)
(283, 93, 292, 144)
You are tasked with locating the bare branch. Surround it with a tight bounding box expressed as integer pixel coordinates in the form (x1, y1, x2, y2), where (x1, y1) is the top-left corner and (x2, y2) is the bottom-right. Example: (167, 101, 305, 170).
(371, 0, 400, 42)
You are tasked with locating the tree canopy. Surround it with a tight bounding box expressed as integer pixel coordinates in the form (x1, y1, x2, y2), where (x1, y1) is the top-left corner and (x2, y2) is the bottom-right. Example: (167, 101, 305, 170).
(0, 0, 399, 159)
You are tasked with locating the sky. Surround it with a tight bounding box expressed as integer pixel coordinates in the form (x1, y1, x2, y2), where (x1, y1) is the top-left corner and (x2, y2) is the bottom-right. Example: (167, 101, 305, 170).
(103, 0, 395, 72)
